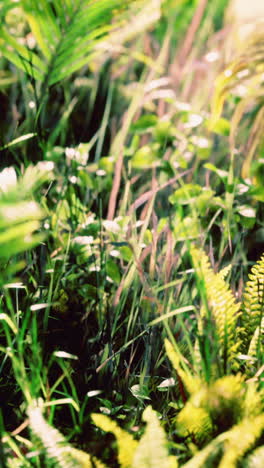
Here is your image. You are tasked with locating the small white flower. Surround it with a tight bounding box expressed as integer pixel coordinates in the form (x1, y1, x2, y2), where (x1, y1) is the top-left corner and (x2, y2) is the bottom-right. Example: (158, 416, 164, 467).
(175, 101, 191, 112)
(73, 236, 94, 245)
(192, 136, 210, 148)
(96, 169, 106, 176)
(224, 69, 233, 78)
(184, 113, 203, 129)
(0, 167, 17, 193)
(37, 161, 54, 171)
(103, 220, 120, 233)
(205, 50, 219, 63)
(65, 147, 76, 159)
(110, 249, 120, 258)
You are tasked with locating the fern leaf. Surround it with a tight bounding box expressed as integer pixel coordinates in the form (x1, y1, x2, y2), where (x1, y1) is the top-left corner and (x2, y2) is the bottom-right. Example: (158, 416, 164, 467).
(241, 254, 264, 353)
(245, 316, 264, 375)
(182, 414, 264, 468)
(91, 413, 138, 468)
(218, 264, 232, 281)
(0, 0, 161, 86)
(181, 439, 220, 468)
(244, 445, 264, 468)
(165, 339, 201, 396)
(64, 447, 109, 468)
(218, 414, 264, 468)
(132, 406, 172, 468)
(191, 247, 241, 370)
(243, 382, 264, 419)
(169, 456, 179, 468)
(206, 374, 246, 429)
(27, 401, 92, 468)
(176, 402, 213, 446)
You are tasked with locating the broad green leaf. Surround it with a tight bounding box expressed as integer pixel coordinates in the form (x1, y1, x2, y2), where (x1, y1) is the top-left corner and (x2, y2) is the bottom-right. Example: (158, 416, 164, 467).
(131, 145, 159, 169)
(169, 184, 202, 205)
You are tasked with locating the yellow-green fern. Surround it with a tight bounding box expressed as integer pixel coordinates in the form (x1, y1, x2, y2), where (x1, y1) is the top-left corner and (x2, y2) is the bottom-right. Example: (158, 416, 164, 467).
(218, 414, 264, 468)
(27, 400, 106, 468)
(132, 406, 174, 468)
(191, 247, 241, 371)
(181, 414, 264, 468)
(165, 338, 202, 396)
(245, 445, 264, 468)
(92, 406, 176, 468)
(176, 402, 213, 446)
(91, 413, 138, 468)
(241, 254, 264, 354)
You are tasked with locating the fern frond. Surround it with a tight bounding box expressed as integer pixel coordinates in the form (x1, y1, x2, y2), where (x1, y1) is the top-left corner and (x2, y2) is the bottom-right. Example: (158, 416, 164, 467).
(245, 317, 264, 374)
(191, 247, 241, 370)
(176, 401, 213, 446)
(241, 254, 264, 353)
(0, 0, 161, 86)
(244, 445, 264, 468)
(165, 338, 202, 396)
(181, 439, 220, 468)
(91, 413, 138, 468)
(132, 406, 172, 468)
(65, 447, 109, 468)
(181, 414, 264, 468)
(175, 375, 247, 446)
(27, 401, 93, 468)
(218, 414, 264, 468)
(243, 382, 264, 419)
(205, 374, 246, 429)
(218, 264, 232, 281)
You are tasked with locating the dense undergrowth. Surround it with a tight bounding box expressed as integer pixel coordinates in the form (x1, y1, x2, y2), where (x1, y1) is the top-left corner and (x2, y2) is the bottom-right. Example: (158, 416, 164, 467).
(1, 0, 264, 466)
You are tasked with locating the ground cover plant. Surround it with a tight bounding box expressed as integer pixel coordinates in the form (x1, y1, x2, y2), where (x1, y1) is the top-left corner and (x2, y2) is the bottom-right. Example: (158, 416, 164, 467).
(0, 0, 264, 466)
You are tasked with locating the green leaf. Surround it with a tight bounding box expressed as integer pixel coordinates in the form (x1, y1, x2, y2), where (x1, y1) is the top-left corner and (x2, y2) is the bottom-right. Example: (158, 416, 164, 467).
(131, 145, 159, 169)
(169, 184, 202, 205)
(207, 117, 230, 136)
(204, 163, 228, 181)
(131, 114, 158, 133)
(237, 205, 256, 228)
(106, 259, 120, 284)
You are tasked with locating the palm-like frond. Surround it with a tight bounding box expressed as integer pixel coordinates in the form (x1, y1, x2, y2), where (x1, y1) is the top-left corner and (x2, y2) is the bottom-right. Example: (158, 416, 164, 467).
(176, 374, 264, 467)
(91, 412, 138, 468)
(241, 254, 264, 357)
(191, 247, 241, 372)
(132, 406, 172, 468)
(0, 0, 161, 86)
(245, 445, 264, 468)
(28, 400, 105, 468)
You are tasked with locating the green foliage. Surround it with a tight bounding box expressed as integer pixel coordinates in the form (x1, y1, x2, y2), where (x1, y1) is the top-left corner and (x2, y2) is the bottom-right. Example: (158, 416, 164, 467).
(180, 247, 264, 376)
(92, 406, 176, 468)
(27, 400, 105, 468)
(191, 247, 241, 374)
(92, 412, 138, 468)
(241, 253, 264, 355)
(211, 20, 264, 178)
(0, 0, 161, 86)
(0, 163, 52, 283)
